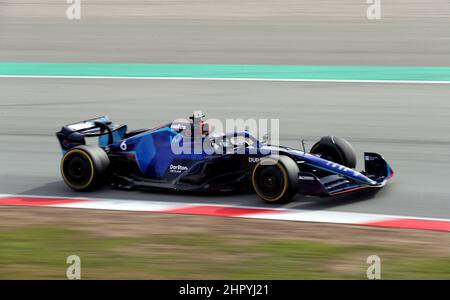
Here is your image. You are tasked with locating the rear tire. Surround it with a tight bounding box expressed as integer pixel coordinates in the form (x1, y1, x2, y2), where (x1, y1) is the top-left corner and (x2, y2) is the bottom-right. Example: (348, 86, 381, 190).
(61, 145, 109, 191)
(310, 136, 357, 168)
(252, 155, 299, 204)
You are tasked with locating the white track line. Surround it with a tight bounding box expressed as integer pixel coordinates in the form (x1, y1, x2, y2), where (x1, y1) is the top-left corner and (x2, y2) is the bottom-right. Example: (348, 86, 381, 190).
(2, 193, 450, 223)
(1, 75, 450, 84)
(50, 199, 189, 212)
(3, 194, 450, 231)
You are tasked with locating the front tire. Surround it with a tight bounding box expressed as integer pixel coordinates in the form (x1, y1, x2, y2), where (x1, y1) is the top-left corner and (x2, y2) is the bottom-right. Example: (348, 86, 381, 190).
(252, 155, 299, 204)
(61, 145, 109, 191)
(310, 136, 357, 168)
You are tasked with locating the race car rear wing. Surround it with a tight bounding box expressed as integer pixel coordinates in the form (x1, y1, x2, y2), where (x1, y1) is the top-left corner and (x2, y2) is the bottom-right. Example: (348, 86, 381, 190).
(56, 116, 127, 153)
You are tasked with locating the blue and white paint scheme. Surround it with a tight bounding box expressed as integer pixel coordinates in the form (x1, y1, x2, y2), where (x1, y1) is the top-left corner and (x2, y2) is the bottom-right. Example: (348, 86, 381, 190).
(56, 115, 393, 197)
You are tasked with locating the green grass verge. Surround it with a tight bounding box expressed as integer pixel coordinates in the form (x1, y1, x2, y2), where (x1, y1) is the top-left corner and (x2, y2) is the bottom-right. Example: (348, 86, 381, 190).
(0, 226, 449, 279)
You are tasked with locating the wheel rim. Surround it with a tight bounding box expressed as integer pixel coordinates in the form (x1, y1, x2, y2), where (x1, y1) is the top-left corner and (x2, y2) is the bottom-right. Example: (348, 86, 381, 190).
(253, 164, 285, 200)
(62, 151, 94, 188)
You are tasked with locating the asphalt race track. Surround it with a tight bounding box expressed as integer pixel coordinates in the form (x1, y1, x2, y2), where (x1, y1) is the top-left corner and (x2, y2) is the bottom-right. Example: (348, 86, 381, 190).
(1, 78, 450, 219)
(2, 0, 450, 66)
(1, 1, 450, 219)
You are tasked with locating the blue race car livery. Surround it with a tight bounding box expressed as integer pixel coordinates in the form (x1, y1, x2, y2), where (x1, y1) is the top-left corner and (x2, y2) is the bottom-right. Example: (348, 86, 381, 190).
(56, 112, 393, 203)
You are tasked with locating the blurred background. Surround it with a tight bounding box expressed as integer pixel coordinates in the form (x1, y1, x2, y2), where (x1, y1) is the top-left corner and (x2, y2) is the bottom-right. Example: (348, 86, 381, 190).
(1, 0, 450, 279)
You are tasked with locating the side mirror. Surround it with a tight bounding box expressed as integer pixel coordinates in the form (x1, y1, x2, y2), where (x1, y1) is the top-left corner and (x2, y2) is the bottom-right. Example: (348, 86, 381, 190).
(262, 133, 270, 145)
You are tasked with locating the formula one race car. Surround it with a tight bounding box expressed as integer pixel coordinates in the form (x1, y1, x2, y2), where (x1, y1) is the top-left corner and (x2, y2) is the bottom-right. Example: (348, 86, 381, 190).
(56, 112, 393, 204)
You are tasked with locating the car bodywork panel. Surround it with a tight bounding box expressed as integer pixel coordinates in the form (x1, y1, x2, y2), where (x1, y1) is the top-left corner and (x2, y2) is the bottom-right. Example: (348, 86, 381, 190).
(56, 116, 393, 197)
